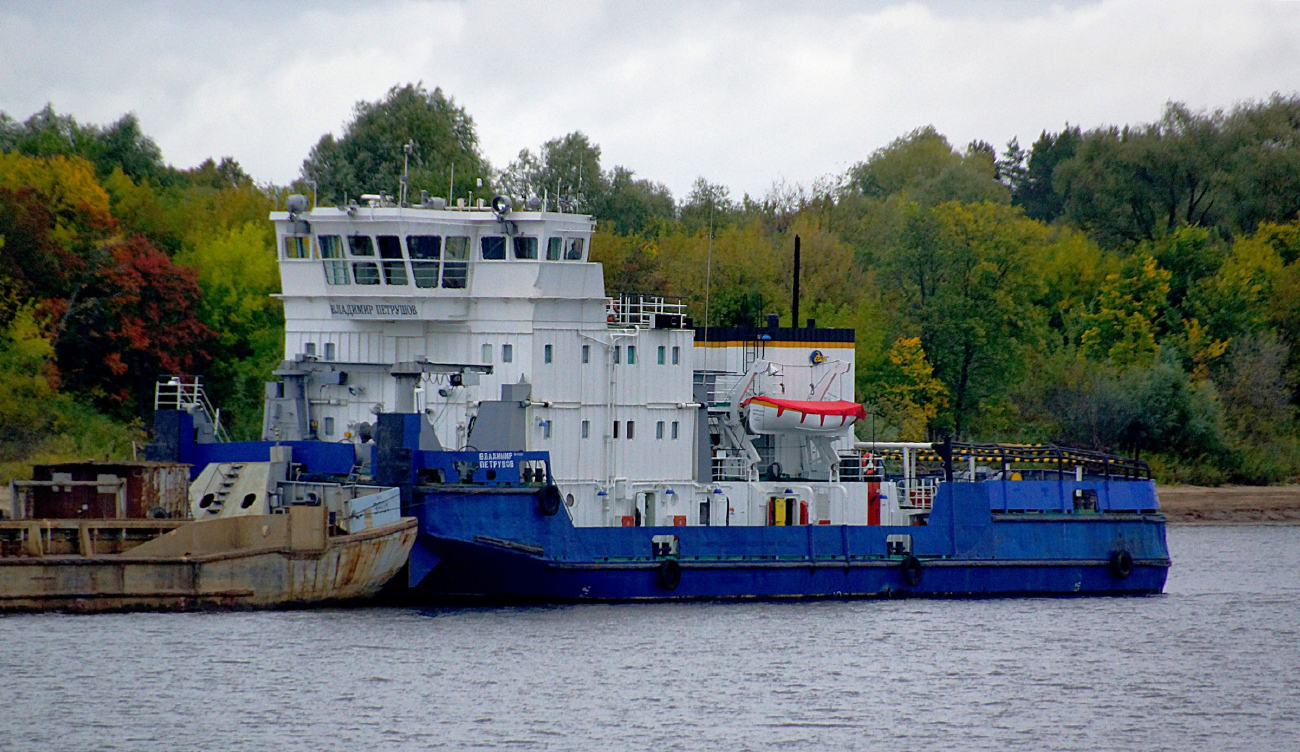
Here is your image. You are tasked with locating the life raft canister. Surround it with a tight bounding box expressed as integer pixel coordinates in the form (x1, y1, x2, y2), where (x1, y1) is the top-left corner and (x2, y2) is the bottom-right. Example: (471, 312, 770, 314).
(900, 554, 923, 586)
(1109, 549, 1134, 579)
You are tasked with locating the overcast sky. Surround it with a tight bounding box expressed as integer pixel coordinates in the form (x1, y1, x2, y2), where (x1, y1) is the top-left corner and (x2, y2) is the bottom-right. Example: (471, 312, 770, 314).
(2, 1, 1299, 199)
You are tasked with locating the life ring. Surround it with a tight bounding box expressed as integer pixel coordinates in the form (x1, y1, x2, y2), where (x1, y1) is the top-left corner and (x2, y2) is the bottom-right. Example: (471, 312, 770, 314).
(537, 485, 562, 516)
(900, 554, 923, 586)
(1109, 550, 1134, 579)
(657, 559, 682, 590)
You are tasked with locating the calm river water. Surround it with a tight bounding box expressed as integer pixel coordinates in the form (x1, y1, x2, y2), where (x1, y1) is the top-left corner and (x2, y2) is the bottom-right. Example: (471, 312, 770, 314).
(2, 526, 1298, 751)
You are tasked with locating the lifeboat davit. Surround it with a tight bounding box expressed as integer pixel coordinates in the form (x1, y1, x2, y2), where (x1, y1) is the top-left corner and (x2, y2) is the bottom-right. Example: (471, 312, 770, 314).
(744, 396, 866, 435)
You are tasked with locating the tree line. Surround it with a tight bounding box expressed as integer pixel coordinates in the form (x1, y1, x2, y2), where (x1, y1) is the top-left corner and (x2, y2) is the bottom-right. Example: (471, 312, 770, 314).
(3, 84, 1299, 484)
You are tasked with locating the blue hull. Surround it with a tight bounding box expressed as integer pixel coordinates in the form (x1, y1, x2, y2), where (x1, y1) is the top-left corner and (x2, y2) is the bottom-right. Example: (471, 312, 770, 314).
(406, 480, 1170, 601)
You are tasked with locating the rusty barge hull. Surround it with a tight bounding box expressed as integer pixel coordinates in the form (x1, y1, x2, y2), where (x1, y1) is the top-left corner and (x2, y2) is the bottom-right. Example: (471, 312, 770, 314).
(0, 511, 417, 613)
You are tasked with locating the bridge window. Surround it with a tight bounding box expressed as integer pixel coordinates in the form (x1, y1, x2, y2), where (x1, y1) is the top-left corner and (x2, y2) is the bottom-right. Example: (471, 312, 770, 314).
(564, 237, 584, 260)
(656, 421, 664, 439)
(513, 236, 538, 259)
(581, 344, 589, 363)
(304, 343, 316, 356)
(481, 343, 493, 363)
(546, 237, 562, 261)
(407, 235, 442, 288)
(613, 421, 619, 439)
(542, 421, 551, 439)
(502, 344, 513, 363)
(324, 343, 336, 361)
(627, 345, 636, 364)
(481, 236, 506, 260)
(626, 420, 635, 439)
(443, 237, 469, 288)
(353, 260, 379, 283)
(658, 346, 665, 365)
(283, 236, 312, 259)
(347, 235, 374, 256)
(613, 346, 620, 364)
(319, 236, 349, 285)
(671, 421, 679, 439)
(378, 235, 403, 258)
(544, 344, 553, 363)
(672, 346, 680, 365)
(352, 261, 380, 285)
(382, 261, 408, 285)
(581, 420, 589, 439)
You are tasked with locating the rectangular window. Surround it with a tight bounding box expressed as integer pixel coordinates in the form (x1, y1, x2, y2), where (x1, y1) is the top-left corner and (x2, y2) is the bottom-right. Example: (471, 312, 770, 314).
(544, 344, 553, 363)
(657, 346, 665, 365)
(319, 236, 349, 285)
(283, 236, 312, 259)
(377, 235, 403, 259)
(378, 236, 406, 283)
(627, 345, 636, 365)
(581, 420, 589, 439)
(502, 344, 513, 363)
(671, 421, 679, 440)
(481, 236, 506, 260)
(513, 236, 538, 259)
(542, 421, 551, 439)
(564, 237, 584, 260)
(407, 235, 441, 259)
(671, 346, 680, 365)
(613, 346, 621, 364)
(304, 342, 316, 356)
(353, 261, 381, 285)
(482, 343, 493, 363)
(626, 420, 634, 440)
(382, 261, 408, 285)
(581, 344, 589, 364)
(656, 421, 664, 439)
(546, 237, 562, 261)
(324, 416, 335, 436)
(443, 236, 469, 288)
(347, 235, 375, 256)
(613, 421, 619, 439)
(324, 342, 336, 361)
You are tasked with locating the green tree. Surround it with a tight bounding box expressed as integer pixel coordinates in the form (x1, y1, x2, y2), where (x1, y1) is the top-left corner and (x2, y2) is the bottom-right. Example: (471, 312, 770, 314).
(302, 84, 490, 206)
(846, 126, 1009, 206)
(1012, 126, 1080, 222)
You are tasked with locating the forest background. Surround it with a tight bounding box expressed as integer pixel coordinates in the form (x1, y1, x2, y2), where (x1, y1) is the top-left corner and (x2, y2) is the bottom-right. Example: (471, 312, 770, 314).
(2, 84, 1300, 486)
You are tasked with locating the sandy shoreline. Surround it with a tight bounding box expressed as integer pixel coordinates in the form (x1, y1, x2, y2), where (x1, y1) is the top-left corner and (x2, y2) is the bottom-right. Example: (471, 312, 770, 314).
(1158, 485, 1300, 525)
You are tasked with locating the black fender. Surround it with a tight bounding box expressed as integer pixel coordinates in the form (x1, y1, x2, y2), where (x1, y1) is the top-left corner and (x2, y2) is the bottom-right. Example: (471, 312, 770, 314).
(1109, 549, 1134, 579)
(657, 559, 682, 591)
(900, 554, 923, 587)
(537, 485, 562, 516)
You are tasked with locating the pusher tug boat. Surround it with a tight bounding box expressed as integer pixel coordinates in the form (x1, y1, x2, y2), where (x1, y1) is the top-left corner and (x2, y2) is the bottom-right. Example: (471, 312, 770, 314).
(146, 190, 1168, 601)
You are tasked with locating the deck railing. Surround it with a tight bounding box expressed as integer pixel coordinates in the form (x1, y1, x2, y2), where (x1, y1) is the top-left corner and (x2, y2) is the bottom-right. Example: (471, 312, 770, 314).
(606, 293, 688, 329)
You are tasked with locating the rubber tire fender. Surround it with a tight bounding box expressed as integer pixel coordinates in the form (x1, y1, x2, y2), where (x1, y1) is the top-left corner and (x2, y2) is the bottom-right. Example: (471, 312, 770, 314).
(537, 485, 562, 516)
(657, 559, 682, 591)
(1109, 549, 1134, 580)
(900, 554, 923, 587)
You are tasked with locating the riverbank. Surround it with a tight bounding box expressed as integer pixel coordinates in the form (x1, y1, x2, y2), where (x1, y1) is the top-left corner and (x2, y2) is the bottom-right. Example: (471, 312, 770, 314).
(1159, 485, 1300, 525)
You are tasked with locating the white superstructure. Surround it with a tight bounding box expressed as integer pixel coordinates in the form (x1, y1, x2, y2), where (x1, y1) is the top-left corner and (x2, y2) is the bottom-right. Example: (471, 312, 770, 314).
(266, 195, 916, 529)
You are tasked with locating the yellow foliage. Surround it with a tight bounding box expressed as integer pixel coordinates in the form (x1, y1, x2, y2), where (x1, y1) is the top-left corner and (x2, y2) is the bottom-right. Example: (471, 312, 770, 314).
(878, 336, 948, 441)
(1080, 255, 1170, 365)
(0, 152, 113, 248)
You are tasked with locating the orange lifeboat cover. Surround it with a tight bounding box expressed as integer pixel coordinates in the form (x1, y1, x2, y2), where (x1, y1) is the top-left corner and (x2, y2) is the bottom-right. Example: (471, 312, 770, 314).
(743, 396, 866, 421)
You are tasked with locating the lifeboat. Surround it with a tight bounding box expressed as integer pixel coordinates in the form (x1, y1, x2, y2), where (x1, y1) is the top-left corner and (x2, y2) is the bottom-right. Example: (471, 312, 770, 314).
(744, 396, 866, 435)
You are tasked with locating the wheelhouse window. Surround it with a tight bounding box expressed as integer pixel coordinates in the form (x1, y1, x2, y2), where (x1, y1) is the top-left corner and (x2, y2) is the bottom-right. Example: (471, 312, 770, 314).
(347, 235, 375, 256)
(656, 421, 665, 439)
(481, 236, 506, 260)
(671, 346, 680, 365)
(513, 236, 538, 260)
(377, 235, 407, 285)
(658, 346, 665, 365)
(319, 235, 349, 285)
(626, 421, 635, 440)
(407, 235, 441, 289)
(283, 236, 312, 259)
(324, 343, 336, 361)
(627, 345, 636, 365)
(582, 344, 590, 363)
(443, 236, 469, 288)
(544, 344, 553, 363)
(546, 237, 562, 261)
(502, 344, 513, 363)
(353, 261, 380, 285)
(613, 346, 620, 365)
(671, 421, 679, 439)
(564, 237, 584, 260)
(482, 343, 493, 363)
(581, 420, 589, 439)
